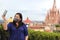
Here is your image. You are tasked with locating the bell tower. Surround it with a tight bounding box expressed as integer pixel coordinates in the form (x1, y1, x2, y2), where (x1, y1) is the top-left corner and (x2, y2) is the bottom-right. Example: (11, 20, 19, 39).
(45, 0, 60, 25)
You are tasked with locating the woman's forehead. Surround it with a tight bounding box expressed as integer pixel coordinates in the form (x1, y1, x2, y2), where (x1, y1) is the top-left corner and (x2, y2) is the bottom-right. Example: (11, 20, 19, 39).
(15, 14, 20, 17)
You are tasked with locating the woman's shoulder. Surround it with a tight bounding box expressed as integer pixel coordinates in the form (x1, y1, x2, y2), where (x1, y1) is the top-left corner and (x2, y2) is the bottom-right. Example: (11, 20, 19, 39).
(22, 23, 26, 26)
(22, 23, 27, 28)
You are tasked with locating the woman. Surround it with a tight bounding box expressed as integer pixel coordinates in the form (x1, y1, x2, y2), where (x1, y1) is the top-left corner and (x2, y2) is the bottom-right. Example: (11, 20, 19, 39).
(2, 13, 28, 40)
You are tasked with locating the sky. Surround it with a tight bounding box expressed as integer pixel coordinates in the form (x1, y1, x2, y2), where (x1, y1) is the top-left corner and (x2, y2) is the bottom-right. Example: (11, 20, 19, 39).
(0, 0, 60, 21)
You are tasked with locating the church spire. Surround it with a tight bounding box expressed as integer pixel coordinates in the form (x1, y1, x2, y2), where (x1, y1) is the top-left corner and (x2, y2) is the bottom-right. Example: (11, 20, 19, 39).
(53, 0, 56, 9)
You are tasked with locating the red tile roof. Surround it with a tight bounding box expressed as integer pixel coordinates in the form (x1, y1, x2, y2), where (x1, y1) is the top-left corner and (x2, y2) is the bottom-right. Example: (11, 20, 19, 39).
(24, 17, 31, 23)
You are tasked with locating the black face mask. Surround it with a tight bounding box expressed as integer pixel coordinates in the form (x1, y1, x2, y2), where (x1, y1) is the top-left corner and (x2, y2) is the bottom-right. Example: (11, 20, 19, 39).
(13, 18, 23, 27)
(13, 18, 20, 23)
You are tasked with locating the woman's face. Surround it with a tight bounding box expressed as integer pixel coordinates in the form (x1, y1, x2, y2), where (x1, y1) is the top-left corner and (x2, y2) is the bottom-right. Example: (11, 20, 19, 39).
(14, 14, 21, 22)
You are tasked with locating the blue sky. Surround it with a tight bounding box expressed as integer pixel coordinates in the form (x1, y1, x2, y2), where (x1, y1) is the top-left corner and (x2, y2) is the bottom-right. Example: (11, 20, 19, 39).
(0, 0, 60, 21)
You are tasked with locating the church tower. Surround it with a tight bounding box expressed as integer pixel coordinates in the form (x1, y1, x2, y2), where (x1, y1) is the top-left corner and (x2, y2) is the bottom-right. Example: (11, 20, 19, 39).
(45, 0, 60, 25)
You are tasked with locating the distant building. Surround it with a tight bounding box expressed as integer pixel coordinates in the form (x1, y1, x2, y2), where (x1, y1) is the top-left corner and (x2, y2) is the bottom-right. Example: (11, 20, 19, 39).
(45, 0, 60, 25)
(24, 17, 46, 31)
(8, 17, 13, 23)
(24, 17, 31, 24)
(24, 0, 58, 32)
